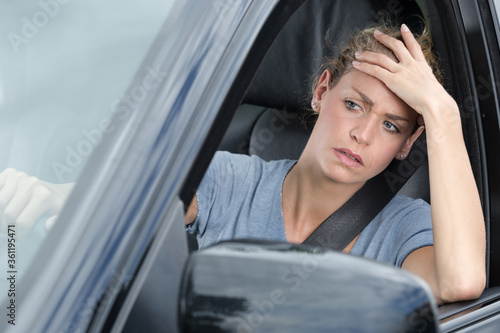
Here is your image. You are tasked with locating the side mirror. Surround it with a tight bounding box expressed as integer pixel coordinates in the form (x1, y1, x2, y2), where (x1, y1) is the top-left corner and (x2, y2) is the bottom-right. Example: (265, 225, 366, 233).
(179, 241, 439, 332)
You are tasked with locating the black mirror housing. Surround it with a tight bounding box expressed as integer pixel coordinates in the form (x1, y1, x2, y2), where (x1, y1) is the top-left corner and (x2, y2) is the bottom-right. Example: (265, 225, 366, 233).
(179, 241, 438, 332)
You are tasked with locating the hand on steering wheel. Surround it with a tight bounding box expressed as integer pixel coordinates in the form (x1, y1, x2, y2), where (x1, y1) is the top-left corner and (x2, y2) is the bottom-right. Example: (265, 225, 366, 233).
(0, 168, 69, 239)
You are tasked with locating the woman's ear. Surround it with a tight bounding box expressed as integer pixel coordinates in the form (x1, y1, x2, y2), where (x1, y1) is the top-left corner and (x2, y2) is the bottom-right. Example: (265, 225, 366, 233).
(312, 70, 332, 112)
(396, 125, 425, 160)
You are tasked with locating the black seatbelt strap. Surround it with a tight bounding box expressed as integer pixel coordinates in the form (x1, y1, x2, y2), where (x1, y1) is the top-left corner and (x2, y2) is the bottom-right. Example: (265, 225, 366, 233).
(302, 135, 428, 251)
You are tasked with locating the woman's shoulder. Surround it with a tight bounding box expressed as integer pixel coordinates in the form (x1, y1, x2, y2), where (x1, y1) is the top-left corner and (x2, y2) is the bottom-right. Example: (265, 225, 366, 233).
(352, 194, 433, 266)
(212, 151, 296, 174)
(376, 194, 432, 234)
(370, 194, 431, 234)
(387, 194, 430, 211)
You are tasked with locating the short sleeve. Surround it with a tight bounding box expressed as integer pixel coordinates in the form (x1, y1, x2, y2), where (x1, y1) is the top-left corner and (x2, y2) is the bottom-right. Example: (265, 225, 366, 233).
(350, 195, 434, 267)
(390, 198, 433, 267)
(186, 151, 251, 239)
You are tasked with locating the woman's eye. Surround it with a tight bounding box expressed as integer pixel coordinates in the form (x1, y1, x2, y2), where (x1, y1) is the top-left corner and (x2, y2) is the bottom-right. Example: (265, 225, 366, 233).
(345, 100, 361, 111)
(383, 120, 400, 133)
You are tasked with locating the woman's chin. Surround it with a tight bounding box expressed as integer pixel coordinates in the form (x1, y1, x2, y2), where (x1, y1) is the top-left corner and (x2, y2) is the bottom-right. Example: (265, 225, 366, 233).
(321, 165, 367, 186)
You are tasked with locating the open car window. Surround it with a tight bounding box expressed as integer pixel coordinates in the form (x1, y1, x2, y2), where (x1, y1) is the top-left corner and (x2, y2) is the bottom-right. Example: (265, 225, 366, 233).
(0, 0, 176, 301)
(0, 0, 497, 331)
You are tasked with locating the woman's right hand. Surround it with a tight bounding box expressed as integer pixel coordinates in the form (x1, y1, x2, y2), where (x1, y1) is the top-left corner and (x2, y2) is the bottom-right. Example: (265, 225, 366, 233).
(0, 168, 73, 239)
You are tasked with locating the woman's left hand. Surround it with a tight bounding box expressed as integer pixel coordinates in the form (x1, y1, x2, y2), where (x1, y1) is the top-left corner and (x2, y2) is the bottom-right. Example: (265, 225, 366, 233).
(0, 168, 72, 239)
(352, 24, 455, 120)
(355, 24, 486, 304)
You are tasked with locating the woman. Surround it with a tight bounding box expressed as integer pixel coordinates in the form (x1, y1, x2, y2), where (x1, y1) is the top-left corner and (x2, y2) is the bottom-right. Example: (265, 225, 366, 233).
(184, 24, 486, 304)
(0, 23, 486, 304)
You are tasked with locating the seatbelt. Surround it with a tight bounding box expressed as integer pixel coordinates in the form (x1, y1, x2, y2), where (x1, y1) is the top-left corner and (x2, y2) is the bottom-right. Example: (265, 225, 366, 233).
(302, 135, 428, 251)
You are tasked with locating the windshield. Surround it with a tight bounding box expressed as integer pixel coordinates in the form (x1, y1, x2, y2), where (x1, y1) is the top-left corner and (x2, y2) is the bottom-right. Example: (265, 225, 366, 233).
(0, 0, 175, 301)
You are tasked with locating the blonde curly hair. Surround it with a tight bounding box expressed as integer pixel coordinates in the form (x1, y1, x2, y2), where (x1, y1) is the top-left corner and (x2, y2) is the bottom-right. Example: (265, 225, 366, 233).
(306, 22, 441, 132)
(312, 22, 442, 95)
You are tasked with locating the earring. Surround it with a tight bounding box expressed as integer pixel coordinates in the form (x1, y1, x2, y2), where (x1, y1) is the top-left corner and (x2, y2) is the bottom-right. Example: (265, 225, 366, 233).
(311, 102, 318, 111)
(400, 154, 407, 159)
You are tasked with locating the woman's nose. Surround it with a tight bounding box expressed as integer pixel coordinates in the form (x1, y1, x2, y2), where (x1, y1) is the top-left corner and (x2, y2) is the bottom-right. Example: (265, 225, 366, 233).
(350, 117, 377, 145)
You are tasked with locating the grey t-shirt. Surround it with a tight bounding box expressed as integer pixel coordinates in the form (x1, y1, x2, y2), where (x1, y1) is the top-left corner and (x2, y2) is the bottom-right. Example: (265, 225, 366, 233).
(187, 151, 433, 267)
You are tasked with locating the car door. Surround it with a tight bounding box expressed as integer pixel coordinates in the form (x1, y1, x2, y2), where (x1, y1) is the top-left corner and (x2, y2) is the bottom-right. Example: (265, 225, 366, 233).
(0, 0, 297, 332)
(434, 0, 500, 330)
(3, 0, 500, 332)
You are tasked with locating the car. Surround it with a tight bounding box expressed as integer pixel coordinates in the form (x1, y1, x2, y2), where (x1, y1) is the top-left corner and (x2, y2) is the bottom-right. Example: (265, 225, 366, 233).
(1, 0, 500, 332)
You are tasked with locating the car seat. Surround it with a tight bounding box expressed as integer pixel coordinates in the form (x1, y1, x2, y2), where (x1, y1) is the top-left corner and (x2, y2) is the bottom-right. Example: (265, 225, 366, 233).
(220, 0, 430, 196)
(185, 0, 431, 252)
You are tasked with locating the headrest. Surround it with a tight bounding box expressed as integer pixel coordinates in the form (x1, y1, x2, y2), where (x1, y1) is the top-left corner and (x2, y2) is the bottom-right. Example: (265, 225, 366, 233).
(249, 108, 312, 161)
(218, 104, 312, 160)
(244, 0, 424, 112)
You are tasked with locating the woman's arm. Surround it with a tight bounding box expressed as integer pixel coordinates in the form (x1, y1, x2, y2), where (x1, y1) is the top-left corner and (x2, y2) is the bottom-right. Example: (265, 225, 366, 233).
(0, 168, 75, 238)
(353, 25, 486, 303)
(185, 195, 198, 225)
(0, 166, 199, 237)
(410, 94, 485, 303)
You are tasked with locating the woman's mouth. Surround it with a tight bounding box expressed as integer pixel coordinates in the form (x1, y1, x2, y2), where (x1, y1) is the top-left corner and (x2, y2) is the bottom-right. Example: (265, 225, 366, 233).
(334, 148, 364, 167)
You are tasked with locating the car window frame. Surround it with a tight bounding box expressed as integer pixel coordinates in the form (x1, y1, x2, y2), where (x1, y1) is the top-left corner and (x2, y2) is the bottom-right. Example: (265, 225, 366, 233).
(0, 0, 309, 332)
(429, 0, 500, 330)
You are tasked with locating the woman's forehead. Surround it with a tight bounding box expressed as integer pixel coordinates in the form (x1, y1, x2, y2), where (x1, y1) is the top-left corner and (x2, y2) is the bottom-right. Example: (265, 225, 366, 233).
(335, 70, 417, 118)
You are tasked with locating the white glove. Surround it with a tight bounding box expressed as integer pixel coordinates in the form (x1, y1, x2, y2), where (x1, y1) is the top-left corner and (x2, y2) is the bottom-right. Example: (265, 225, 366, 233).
(0, 168, 73, 239)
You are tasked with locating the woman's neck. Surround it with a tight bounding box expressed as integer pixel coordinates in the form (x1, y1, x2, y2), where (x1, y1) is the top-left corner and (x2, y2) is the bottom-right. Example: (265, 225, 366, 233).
(282, 158, 364, 243)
